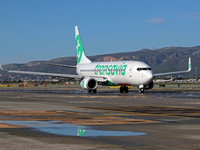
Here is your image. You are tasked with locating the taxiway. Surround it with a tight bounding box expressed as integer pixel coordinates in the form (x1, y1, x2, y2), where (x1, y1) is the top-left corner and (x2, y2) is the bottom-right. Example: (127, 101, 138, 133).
(0, 84, 200, 149)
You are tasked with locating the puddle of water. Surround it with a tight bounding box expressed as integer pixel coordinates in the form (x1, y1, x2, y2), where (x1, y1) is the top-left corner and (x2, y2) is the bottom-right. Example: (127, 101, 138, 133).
(153, 92, 200, 98)
(0, 116, 18, 119)
(1, 89, 200, 99)
(2, 120, 147, 137)
(0, 116, 27, 119)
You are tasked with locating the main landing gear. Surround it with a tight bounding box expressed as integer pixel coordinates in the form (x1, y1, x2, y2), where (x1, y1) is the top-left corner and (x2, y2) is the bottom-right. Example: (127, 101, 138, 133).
(120, 86, 129, 93)
(88, 89, 97, 93)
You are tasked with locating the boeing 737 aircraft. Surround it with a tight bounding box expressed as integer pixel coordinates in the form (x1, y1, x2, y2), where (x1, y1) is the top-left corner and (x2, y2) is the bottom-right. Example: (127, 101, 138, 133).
(0, 26, 191, 93)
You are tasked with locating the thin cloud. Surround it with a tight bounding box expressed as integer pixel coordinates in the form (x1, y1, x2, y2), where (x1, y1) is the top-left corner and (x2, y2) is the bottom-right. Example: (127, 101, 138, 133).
(147, 17, 166, 25)
(182, 12, 200, 21)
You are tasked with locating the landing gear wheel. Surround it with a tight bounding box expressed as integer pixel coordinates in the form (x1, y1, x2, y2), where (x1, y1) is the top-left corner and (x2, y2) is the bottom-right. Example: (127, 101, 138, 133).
(93, 89, 97, 93)
(120, 86, 129, 93)
(88, 89, 97, 93)
(139, 88, 144, 94)
(124, 86, 129, 93)
(120, 86, 124, 93)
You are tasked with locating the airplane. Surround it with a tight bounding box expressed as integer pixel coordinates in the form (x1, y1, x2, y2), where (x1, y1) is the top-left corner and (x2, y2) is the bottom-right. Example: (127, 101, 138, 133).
(0, 26, 191, 93)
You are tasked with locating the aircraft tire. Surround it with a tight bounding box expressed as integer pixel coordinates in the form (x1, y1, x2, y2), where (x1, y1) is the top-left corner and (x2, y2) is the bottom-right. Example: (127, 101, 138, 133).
(120, 86, 124, 93)
(125, 86, 129, 93)
(139, 88, 144, 94)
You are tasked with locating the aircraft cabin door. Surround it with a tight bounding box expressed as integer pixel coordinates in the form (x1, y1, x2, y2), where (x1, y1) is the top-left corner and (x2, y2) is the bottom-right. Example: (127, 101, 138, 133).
(129, 66, 134, 77)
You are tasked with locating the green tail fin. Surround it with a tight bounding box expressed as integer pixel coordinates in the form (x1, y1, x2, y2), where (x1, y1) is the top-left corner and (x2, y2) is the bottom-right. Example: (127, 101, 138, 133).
(75, 26, 91, 64)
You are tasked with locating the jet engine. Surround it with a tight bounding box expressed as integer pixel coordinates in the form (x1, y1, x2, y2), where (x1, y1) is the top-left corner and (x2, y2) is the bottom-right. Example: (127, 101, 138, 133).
(144, 81, 154, 90)
(80, 77, 98, 90)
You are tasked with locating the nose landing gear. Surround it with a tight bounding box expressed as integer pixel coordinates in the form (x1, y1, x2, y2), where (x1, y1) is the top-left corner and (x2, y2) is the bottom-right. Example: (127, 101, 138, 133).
(138, 85, 144, 94)
(139, 88, 144, 93)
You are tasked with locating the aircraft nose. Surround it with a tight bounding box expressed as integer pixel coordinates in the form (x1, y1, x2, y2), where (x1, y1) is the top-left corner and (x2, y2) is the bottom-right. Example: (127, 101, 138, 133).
(145, 72, 154, 82)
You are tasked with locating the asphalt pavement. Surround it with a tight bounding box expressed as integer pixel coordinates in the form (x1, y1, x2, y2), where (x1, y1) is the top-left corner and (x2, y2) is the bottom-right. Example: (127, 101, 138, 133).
(0, 84, 200, 150)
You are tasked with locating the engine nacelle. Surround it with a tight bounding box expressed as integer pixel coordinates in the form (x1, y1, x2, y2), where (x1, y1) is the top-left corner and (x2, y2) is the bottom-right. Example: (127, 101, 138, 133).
(144, 81, 154, 90)
(80, 77, 98, 90)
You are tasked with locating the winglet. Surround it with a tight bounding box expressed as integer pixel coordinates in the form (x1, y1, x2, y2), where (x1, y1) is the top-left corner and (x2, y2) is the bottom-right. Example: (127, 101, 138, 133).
(0, 64, 4, 71)
(188, 57, 191, 72)
(0, 64, 8, 72)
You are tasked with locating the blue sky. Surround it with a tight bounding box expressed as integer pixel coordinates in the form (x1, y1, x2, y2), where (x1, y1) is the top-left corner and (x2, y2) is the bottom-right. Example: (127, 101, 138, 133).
(0, 0, 200, 64)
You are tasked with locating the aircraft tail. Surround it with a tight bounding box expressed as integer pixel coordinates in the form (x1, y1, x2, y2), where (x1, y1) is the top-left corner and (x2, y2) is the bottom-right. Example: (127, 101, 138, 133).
(75, 26, 91, 64)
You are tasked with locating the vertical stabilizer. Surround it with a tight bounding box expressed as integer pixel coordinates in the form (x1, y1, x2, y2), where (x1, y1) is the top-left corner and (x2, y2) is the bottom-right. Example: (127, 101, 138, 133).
(75, 26, 91, 64)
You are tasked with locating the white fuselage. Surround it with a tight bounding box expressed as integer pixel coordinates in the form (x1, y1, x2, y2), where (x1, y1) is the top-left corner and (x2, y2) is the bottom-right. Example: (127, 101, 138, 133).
(76, 61, 154, 86)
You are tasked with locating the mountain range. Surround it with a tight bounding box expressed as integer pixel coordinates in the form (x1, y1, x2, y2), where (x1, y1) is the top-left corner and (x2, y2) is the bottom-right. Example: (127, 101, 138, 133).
(1, 46, 200, 80)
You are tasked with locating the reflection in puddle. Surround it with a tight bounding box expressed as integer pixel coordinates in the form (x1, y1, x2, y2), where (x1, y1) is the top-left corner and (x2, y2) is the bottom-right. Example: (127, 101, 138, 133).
(2, 120, 147, 137)
(0, 116, 24, 119)
(1, 89, 200, 99)
(152, 92, 200, 99)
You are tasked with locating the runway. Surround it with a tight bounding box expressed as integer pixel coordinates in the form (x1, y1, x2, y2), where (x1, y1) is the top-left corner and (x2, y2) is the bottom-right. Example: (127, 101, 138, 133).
(0, 84, 200, 149)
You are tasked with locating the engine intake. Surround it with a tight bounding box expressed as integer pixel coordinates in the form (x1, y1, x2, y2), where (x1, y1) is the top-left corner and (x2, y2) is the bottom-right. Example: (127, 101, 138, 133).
(80, 77, 98, 90)
(144, 81, 154, 90)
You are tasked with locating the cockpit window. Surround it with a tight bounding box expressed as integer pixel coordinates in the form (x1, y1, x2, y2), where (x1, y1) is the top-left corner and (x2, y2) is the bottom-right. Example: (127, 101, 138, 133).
(137, 68, 152, 71)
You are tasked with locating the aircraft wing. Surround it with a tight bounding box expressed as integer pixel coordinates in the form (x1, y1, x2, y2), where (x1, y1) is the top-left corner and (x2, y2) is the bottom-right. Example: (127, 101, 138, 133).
(7, 70, 83, 79)
(154, 70, 190, 77)
(0, 64, 107, 81)
(154, 57, 191, 77)
(42, 62, 77, 68)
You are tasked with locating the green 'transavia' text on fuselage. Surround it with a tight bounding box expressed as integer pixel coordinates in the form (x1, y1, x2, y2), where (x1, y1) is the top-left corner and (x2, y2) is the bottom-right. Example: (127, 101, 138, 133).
(95, 63, 128, 75)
